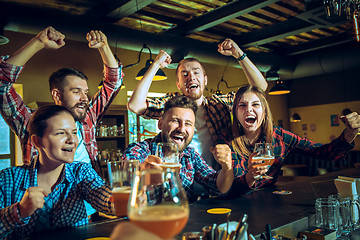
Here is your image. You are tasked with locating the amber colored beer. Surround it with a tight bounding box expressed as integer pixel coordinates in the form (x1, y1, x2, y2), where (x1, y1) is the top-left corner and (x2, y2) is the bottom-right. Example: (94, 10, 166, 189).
(252, 156, 275, 167)
(112, 186, 131, 217)
(129, 205, 189, 239)
(157, 162, 181, 172)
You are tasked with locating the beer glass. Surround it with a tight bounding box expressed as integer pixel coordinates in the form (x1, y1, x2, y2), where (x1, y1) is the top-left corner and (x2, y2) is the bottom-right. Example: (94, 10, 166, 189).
(108, 160, 139, 217)
(156, 142, 181, 172)
(252, 143, 275, 179)
(315, 198, 340, 235)
(128, 168, 189, 239)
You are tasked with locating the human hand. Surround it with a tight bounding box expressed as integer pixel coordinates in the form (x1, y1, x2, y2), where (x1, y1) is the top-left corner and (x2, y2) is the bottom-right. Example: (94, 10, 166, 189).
(140, 155, 162, 171)
(36, 26, 65, 49)
(245, 152, 269, 185)
(18, 187, 47, 219)
(218, 38, 242, 59)
(154, 50, 172, 68)
(210, 144, 232, 170)
(86, 30, 108, 49)
(341, 111, 360, 142)
(110, 222, 163, 240)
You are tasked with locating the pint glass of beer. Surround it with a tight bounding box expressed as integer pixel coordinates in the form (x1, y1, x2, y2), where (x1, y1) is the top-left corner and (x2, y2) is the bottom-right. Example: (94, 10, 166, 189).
(156, 142, 181, 172)
(108, 160, 139, 217)
(128, 168, 189, 239)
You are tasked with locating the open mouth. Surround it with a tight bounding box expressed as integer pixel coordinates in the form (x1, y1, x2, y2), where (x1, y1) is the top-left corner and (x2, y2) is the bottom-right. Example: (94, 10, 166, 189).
(62, 147, 74, 153)
(186, 83, 199, 91)
(171, 133, 186, 145)
(74, 103, 88, 113)
(245, 115, 257, 125)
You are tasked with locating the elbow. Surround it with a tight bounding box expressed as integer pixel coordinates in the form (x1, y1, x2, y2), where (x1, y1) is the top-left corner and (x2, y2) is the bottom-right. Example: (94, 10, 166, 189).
(126, 101, 144, 115)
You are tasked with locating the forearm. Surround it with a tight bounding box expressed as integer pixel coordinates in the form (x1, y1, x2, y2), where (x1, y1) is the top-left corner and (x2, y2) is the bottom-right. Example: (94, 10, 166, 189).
(98, 44, 118, 68)
(6, 38, 45, 66)
(216, 167, 234, 193)
(0, 202, 26, 239)
(344, 128, 358, 143)
(237, 56, 268, 92)
(127, 62, 160, 115)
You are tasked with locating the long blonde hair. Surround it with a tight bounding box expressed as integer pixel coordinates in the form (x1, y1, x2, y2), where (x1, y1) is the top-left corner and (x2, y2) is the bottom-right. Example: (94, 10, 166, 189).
(231, 85, 273, 157)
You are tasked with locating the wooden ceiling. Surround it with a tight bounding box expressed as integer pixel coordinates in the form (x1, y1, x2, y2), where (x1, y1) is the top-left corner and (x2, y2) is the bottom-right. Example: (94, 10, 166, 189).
(0, 0, 356, 63)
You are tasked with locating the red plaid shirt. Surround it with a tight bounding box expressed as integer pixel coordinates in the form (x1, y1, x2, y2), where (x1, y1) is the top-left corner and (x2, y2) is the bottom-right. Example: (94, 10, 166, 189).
(0, 55, 124, 175)
(230, 126, 354, 194)
(142, 91, 236, 142)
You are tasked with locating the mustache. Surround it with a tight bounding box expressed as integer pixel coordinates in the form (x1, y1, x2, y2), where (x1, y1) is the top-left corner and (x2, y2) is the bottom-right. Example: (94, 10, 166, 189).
(71, 102, 88, 109)
(170, 130, 188, 139)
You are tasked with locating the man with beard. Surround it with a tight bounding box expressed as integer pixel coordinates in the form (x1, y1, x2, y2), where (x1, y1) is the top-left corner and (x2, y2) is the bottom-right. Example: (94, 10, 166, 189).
(0, 26, 123, 176)
(127, 39, 267, 173)
(122, 96, 234, 202)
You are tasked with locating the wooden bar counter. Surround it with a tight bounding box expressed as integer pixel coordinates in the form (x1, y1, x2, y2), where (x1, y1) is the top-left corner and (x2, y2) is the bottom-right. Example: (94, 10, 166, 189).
(33, 168, 360, 239)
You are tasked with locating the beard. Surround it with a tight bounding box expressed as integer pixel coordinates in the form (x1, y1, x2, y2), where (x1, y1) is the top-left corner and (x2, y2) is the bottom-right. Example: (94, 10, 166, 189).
(66, 102, 89, 121)
(161, 130, 191, 153)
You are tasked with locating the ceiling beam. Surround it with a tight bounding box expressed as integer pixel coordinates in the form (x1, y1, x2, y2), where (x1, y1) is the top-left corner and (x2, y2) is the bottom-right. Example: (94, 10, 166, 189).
(165, 0, 281, 36)
(107, 0, 157, 19)
(278, 32, 354, 56)
(228, 6, 347, 49)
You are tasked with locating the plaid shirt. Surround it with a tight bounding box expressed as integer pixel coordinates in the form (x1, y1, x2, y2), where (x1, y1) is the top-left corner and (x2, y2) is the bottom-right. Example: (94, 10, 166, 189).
(0, 158, 113, 240)
(142, 92, 236, 142)
(230, 126, 354, 193)
(0, 56, 124, 175)
(122, 134, 221, 201)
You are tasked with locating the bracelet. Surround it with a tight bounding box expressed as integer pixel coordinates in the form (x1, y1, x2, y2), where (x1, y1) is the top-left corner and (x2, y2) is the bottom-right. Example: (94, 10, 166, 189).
(236, 52, 247, 61)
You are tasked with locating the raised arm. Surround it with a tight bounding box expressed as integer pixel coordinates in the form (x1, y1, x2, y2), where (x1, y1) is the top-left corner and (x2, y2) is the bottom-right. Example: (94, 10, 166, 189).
(86, 30, 118, 68)
(218, 38, 268, 91)
(6, 26, 65, 66)
(341, 111, 360, 143)
(127, 50, 171, 115)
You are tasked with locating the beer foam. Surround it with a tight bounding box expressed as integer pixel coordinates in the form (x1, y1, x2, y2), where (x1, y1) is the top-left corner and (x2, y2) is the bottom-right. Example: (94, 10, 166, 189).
(112, 186, 131, 193)
(129, 205, 188, 221)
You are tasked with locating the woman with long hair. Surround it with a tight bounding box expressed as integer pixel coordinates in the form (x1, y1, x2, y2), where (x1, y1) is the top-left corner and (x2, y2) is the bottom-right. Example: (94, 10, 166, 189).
(230, 85, 360, 193)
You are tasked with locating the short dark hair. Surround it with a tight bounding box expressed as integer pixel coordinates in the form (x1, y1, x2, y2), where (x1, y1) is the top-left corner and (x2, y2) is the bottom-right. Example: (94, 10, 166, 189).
(49, 67, 88, 92)
(28, 105, 73, 138)
(164, 95, 198, 116)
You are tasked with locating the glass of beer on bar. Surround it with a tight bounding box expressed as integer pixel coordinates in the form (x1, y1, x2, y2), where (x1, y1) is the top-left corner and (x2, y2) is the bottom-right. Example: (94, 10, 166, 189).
(252, 143, 275, 179)
(156, 142, 180, 172)
(128, 168, 189, 239)
(108, 160, 139, 217)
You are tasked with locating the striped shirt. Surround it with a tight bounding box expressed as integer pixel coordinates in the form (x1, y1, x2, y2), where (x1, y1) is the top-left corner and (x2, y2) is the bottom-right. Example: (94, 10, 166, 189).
(142, 92, 235, 142)
(122, 134, 221, 202)
(0, 158, 113, 239)
(230, 126, 354, 194)
(0, 56, 124, 176)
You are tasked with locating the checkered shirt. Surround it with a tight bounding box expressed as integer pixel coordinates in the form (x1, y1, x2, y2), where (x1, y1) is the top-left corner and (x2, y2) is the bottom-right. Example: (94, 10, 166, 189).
(230, 126, 354, 194)
(122, 134, 221, 201)
(0, 158, 113, 239)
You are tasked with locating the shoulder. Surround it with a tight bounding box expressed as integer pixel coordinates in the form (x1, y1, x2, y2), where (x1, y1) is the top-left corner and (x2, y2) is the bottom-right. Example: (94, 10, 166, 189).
(0, 165, 28, 184)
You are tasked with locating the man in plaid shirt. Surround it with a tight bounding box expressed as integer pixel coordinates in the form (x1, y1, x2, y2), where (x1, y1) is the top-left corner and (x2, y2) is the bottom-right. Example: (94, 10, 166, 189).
(123, 96, 234, 202)
(0, 26, 123, 176)
(127, 39, 267, 171)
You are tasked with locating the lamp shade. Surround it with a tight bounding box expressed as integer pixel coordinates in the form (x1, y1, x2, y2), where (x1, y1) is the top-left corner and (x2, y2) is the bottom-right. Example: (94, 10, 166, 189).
(0, 35, 9, 45)
(268, 80, 290, 95)
(290, 113, 301, 122)
(135, 59, 167, 81)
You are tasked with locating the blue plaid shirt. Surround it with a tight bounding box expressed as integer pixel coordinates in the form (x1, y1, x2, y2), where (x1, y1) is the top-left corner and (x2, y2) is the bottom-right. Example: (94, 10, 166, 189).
(0, 157, 114, 239)
(230, 126, 354, 194)
(122, 134, 221, 201)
